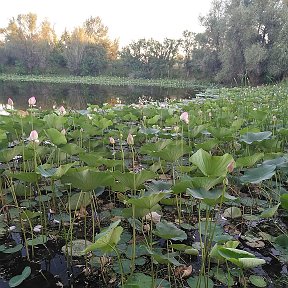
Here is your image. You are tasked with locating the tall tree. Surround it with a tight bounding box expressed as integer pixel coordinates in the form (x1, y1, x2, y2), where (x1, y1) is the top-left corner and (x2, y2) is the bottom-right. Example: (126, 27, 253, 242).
(0, 13, 57, 73)
(193, 0, 288, 84)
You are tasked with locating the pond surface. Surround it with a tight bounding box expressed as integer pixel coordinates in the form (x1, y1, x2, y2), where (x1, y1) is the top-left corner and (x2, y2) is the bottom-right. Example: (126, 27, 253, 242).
(0, 81, 206, 109)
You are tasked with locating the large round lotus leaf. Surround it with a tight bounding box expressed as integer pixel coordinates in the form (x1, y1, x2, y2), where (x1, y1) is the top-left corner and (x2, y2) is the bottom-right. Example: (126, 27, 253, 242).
(240, 164, 276, 184)
(153, 220, 187, 241)
(62, 239, 93, 257)
(240, 131, 272, 144)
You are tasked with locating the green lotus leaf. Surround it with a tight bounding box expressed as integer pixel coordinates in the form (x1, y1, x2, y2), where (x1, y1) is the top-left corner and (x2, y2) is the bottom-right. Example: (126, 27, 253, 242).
(187, 276, 214, 288)
(260, 203, 280, 218)
(83, 220, 123, 254)
(62, 239, 93, 257)
(218, 247, 265, 269)
(240, 164, 276, 184)
(128, 192, 167, 209)
(189, 149, 233, 177)
(61, 168, 113, 191)
(123, 273, 152, 288)
(153, 141, 190, 162)
(37, 162, 76, 179)
(240, 131, 272, 144)
(0, 146, 22, 163)
(249, 275, 267, 287)
(43, 113, 66, 130)
(10, 172, 40, 183)
(27, 235, 48, 246)
(9, 266, 31, 287)
(113, 170, 156, 191)
(281, 194, 288, 210)
(45, 128, 67, 146)
(153, 220, 187, 241)
(236, 153, 264, 168)
(67, 191, 92, 210)
(3, 244, 23, 254)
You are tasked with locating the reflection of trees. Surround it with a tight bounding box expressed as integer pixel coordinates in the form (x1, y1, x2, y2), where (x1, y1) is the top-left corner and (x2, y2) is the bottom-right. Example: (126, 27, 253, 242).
(0, 82, 204, 109)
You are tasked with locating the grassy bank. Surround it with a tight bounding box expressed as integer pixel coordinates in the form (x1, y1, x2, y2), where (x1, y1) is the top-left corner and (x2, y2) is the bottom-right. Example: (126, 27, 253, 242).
(0, 73, 211, 88)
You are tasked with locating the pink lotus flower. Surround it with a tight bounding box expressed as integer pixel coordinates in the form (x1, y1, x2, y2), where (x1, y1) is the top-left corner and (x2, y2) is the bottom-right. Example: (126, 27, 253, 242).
(7, 98, 14, 107)
(180, 112, 189, 124)
(28, 130, 39, 142)
(58, 106, 66, 115)
(127, 133, 134, 145)
(28, 96, 36, 106)
(109, 137, 115, 144)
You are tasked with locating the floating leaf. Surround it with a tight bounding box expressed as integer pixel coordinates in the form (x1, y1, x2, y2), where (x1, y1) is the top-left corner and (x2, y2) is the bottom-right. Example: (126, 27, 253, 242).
(223, 207, 242, 219)
(249, 275, 267, 287)
(62, 239, 93, 257)
(9, 266, 31, 287)
(27, 235, 48, 246)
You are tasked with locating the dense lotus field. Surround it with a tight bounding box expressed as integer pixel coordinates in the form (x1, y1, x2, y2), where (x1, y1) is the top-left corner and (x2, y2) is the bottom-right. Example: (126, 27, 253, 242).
(0, 83, 288, 288)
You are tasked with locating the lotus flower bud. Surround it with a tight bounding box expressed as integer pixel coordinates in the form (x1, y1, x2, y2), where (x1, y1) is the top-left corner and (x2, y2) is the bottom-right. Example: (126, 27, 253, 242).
(28, 130, 39, 142)
(7, 98, 14, 107)
(272, 115, 277, 122)
(28, 96, 36, 106)
(127, 133, 134, 145)
(61, 129, 66, 135)
(227, 161, 235, 173)
(33, 225, 42, 233)
(109, 137, 115, 144)
(180, 112, 189, 124)
(59, 106, 66, 115)
(144, 212, 161, 224)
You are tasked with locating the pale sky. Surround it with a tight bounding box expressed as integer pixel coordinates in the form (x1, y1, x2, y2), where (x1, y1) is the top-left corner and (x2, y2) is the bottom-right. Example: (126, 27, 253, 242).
(0, 0, 212, 47)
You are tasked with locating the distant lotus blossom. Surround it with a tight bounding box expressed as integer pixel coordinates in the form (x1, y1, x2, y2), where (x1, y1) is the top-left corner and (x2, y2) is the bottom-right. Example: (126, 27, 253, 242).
(28, 130, 39, 142)
(28, 96, 36, 106)
(33, 225, 42, 233)
(144, 212, 161, 224)
(109, 137, 115, 144)
(127, 133, 134, 145)
(272, 115, 277, 122)
(8, 225, 16, 232)
(180, 112, 189, 124)
(7, 98, 14, 108)
(58, 106, 66, 115)
(227, 161, 235, 173)
(61, 129, 66, 135)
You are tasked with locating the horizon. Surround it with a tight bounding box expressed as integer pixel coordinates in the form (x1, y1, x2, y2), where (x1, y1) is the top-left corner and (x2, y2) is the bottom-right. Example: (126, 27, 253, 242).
(0, 0, 212, 47)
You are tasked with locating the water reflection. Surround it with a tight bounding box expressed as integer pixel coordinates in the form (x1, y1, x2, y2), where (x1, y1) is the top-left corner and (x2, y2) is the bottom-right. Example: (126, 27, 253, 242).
(0, 81, 203, 110)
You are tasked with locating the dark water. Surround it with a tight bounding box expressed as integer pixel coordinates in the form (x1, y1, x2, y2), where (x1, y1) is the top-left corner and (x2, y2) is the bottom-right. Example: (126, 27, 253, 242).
(0, 81, 204, 110)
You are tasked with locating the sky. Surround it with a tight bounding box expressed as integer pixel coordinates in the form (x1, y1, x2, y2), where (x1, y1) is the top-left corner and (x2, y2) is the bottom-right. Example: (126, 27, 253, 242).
(0, 0, 213, 47)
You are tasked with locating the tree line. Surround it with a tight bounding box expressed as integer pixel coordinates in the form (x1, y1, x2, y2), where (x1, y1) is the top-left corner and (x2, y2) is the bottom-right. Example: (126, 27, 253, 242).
(0, 0, 287, 85)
